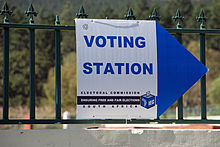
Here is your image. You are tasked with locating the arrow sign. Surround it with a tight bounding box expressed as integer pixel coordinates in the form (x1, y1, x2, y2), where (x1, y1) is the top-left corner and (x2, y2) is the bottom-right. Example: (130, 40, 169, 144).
(156, 23, 208, 117)
(75, 19, 208, 119)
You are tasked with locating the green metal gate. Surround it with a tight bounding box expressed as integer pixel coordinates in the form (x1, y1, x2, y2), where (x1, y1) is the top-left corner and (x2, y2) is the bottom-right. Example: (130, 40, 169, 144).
(0, 3, 220, 124)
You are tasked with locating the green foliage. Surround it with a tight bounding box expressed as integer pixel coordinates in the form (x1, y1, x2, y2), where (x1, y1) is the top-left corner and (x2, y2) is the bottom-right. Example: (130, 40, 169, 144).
(35, 9, 56, 105)
(43, 52, 77, 108)
(208, 76, 220, 105)
(134, 0, 149, 20)
(183, 41, 220, 107)
(60, 0, 75, 55)
(208, 106, 220, 116)
(97, 6, 119, 19)
(207, 0, 220, 50)
(158, 5, 172, 28)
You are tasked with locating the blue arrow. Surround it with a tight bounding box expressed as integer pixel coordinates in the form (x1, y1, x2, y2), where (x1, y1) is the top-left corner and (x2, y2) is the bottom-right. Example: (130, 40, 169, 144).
(156, 22, 208, 117)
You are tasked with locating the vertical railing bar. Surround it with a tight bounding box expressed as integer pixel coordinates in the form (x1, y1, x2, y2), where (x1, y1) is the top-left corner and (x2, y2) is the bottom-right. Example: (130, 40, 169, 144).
(3, 27, 9, 120)
(176, 33, 183, 120)
(55, 29, 61, 120)
(200, 33, 206, 120)
(29, 28, 35, 120)
(172, 9, 184, 120)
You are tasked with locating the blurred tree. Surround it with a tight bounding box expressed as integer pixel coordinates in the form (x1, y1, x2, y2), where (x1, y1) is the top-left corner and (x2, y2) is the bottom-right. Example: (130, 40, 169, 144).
(184, 41, 220, 107)
(43, 52, 77, 108)
(60, 0, 75, 55)
(148, 2, 159, 16)
(97, 6, 119, 19)
(35, 9, 56, 105)
(159, 5, 173, 28)
(207, 0, 220, 50)
(208, 76, 220, 105)
(134, 0, 150, 20)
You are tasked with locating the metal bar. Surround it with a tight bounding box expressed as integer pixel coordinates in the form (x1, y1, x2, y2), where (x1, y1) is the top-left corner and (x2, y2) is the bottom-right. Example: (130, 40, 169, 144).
(0, 23, 220, 34)
(1, 119, 220, 124)
(29, 29, 35, 120)
(3, 27, 9, 120)
(200, 33, 207, 120)
(0, 23, 75, 30)
(55, 30, 61, 120)
(166, 28, 220, 34)
(176, 33, 183, 120)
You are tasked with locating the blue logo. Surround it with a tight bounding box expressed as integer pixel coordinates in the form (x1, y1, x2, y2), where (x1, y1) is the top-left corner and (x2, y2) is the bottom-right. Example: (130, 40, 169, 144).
(140, 91, 155, 109)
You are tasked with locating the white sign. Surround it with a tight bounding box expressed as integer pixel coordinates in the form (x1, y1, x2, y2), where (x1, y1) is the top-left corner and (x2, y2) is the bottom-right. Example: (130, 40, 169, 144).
(76, 19, 157, 119)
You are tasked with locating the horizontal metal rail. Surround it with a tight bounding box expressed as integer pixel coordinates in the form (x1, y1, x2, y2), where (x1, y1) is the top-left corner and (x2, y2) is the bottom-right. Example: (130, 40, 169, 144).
(0, 23, 75, 30)
(1, 23, 220, 34)
(166, 28, 220, 34)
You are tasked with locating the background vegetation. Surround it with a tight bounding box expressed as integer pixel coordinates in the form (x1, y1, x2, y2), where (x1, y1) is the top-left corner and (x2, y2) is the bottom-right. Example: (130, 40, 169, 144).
(0, 0, 220, 117)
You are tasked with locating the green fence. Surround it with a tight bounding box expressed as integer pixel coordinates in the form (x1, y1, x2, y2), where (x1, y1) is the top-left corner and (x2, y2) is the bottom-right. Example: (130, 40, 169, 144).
(0, 3, 220, 124)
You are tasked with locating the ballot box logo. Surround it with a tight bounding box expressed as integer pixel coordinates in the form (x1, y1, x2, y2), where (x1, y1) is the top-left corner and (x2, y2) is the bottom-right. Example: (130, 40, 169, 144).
(140, 91, 156, 109)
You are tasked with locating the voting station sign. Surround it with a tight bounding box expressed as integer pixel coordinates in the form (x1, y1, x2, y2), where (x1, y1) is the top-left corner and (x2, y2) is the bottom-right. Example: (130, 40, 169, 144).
(75, 19, 208, 119)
